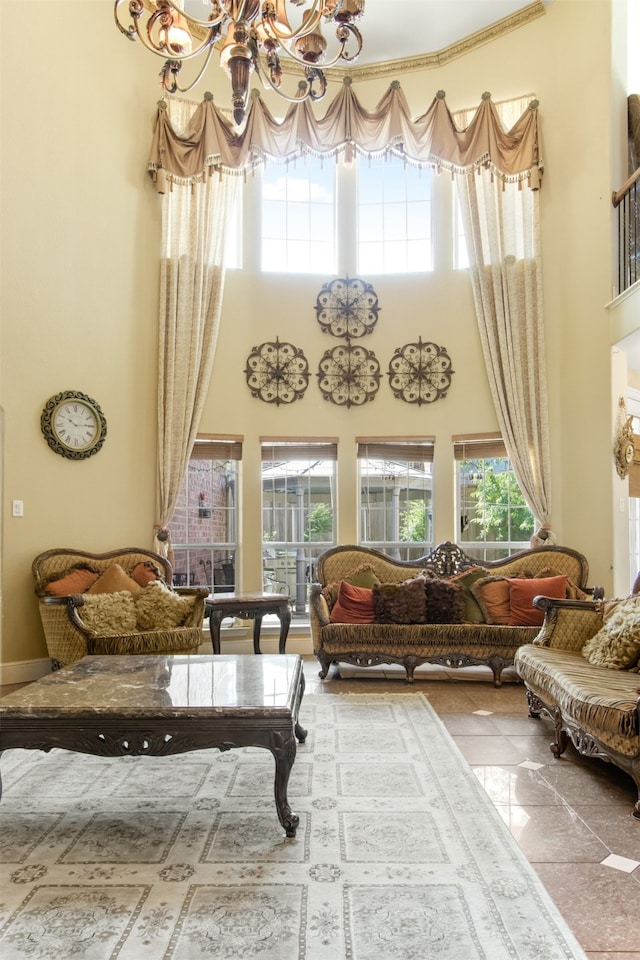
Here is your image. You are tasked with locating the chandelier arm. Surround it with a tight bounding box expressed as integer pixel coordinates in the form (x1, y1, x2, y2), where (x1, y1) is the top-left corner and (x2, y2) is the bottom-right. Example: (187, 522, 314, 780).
(254, 56, 327, 104)
(161, 44, 217, 94)
(272, 22, 362, 69)
(160, 0, 227, 29)
(260, 3, 324, 43)
(114, 1, 222, 60)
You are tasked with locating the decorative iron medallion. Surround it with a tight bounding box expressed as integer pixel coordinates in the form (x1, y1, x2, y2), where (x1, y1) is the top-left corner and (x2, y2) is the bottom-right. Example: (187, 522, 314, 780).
(244, 338, 309, 405)
(387, 339, 454, 405)
(317, 343, 381, 408)
(315, 276, 380, 339)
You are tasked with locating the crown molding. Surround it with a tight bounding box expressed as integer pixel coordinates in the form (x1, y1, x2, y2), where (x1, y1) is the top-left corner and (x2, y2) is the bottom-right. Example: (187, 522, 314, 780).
(283, 1, 548, 82)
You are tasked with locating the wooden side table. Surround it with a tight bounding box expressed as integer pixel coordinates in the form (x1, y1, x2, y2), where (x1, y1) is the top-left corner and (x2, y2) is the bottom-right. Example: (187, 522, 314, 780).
(205, 592, 292, 655)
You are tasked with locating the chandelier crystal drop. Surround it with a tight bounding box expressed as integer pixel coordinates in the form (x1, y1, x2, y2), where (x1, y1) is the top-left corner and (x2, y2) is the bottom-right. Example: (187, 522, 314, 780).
(114, 0, 365, 125)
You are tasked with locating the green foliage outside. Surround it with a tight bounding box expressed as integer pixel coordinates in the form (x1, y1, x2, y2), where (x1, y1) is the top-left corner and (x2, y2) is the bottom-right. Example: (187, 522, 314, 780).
(465, 461, 534, 541)
(304, 502, 333, 542)
(399, 500, 429, 542)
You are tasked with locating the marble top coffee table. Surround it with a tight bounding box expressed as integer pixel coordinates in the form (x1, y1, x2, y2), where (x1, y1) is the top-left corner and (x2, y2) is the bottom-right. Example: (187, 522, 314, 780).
(0, 654, 307, 837)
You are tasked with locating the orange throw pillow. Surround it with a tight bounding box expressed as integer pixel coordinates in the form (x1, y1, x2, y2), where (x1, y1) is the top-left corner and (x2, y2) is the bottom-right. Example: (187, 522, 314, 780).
(508, 575, 568, 626)
(45, 566, 99, 597)
(471, 577, 511, 624)
(329, 581, 375, 624)
(131, 561, 162, 587)
(88, 563, 141, 595)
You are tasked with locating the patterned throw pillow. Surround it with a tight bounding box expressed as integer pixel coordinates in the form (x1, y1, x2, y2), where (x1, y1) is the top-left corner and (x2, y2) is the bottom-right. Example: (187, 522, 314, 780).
(135, 582, 198, 630)
(582, 596, 640, 669)
(372, 580, 428, 624)
(130, 561, 163, 588)
(79, 591, 138, 637)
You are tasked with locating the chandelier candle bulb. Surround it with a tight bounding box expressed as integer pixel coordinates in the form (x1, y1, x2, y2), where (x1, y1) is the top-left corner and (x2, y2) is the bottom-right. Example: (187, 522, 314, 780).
(114, 0, 365, 125)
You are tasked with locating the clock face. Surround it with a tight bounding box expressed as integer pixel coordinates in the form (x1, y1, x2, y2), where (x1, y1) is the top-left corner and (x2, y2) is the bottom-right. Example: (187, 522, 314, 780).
(53, 401, 99, 451)
(41, 390, 107, 460)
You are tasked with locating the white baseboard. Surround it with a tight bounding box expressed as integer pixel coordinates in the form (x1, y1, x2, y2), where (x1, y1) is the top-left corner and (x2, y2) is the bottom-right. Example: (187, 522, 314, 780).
(0, 658, 52, 686)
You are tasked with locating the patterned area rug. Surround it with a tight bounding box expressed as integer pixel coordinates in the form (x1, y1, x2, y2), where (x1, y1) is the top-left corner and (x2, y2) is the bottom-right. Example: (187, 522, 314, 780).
(0, 692, 587, 960)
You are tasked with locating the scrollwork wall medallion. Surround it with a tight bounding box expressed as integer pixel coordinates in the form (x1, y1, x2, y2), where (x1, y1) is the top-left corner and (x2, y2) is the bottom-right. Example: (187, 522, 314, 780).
(315, 276, 380, 339)
(317, 343, 381, 408)
(388, 338, 454, 404)
(244, 338, 309, 405)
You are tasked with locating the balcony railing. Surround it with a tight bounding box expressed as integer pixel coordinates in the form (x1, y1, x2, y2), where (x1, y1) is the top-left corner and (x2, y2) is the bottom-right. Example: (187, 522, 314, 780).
(613, 167, 640, 294)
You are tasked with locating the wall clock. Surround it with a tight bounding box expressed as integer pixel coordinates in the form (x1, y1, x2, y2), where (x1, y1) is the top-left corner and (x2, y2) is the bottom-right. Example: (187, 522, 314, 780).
(315, 276, 380, 339)
(614, 396, 635, 478)
(244, 338, 309, 405)
(387, 339, 454, 405)
(317, 343, 381, 408)
(41, 390, 107, 460)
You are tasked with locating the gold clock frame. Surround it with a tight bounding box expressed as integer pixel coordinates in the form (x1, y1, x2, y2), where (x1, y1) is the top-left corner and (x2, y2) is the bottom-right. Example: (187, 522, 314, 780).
(41, 390, 107, 460)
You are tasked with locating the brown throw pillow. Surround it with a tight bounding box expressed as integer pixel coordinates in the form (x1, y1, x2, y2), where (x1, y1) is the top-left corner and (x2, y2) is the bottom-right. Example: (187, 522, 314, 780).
(373, 580, 427, 624)
(329, 581, 375, 624)
(508, 575, 568, 626)
(423, 578, 465, 624)
(44, 565, 99, 597)
(88, 563, 142, 595)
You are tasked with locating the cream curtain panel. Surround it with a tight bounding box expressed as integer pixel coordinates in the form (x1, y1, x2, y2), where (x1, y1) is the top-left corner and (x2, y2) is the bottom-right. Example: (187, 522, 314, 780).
(455, 165, 551, 533)
(148, 82, 549, 547)
(154, 98, 240, 561)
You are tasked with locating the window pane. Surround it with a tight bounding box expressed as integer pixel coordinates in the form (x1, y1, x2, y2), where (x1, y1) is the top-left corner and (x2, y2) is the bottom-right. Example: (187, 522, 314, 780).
(359, 203, 384, 241)
(359, 243, 383, 273)
(264, 200, 287, 239)
(357, 156, 432, 275)
(384, 203, 406, 242)
(287, 204, 310, 240)
(262, 158, 335, 274)
(456, 455, 534, 561)
(168, 455, 239, 592)
(359, 448, 434, 560)
(262, 446, 336, 617)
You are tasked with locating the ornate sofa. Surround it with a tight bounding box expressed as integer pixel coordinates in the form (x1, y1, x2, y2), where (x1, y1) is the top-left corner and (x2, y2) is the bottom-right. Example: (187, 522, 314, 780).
(33, 547, 209, 670)
(515, 595, 640, 819)
(309, 541, 594, 686)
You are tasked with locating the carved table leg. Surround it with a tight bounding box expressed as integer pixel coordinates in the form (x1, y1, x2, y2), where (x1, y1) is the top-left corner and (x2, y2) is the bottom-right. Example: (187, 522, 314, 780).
(271, 732, 299, 838)
(252, 616, 263, 655)
(278, 603, 292, 654)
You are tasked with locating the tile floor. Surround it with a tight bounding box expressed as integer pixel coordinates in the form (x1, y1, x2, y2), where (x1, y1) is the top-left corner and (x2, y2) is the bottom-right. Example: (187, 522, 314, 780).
(2, 657, 639, 959)
(302, 658, 640, 960)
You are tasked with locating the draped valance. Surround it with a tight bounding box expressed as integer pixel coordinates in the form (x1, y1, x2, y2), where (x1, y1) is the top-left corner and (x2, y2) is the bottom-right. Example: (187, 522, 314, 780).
(148, 79, 542, 190)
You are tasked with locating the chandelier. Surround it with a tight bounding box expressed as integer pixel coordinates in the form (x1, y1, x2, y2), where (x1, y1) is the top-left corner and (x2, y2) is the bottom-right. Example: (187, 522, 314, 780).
(114, 1, 365, 125)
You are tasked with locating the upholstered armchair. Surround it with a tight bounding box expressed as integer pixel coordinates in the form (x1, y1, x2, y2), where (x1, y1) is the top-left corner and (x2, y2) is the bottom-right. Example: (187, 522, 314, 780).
(33, 547, 210, 670)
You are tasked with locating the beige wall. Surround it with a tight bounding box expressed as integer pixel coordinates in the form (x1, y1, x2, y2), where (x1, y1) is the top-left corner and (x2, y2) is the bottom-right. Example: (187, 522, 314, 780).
(0, 1, 625, 676)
